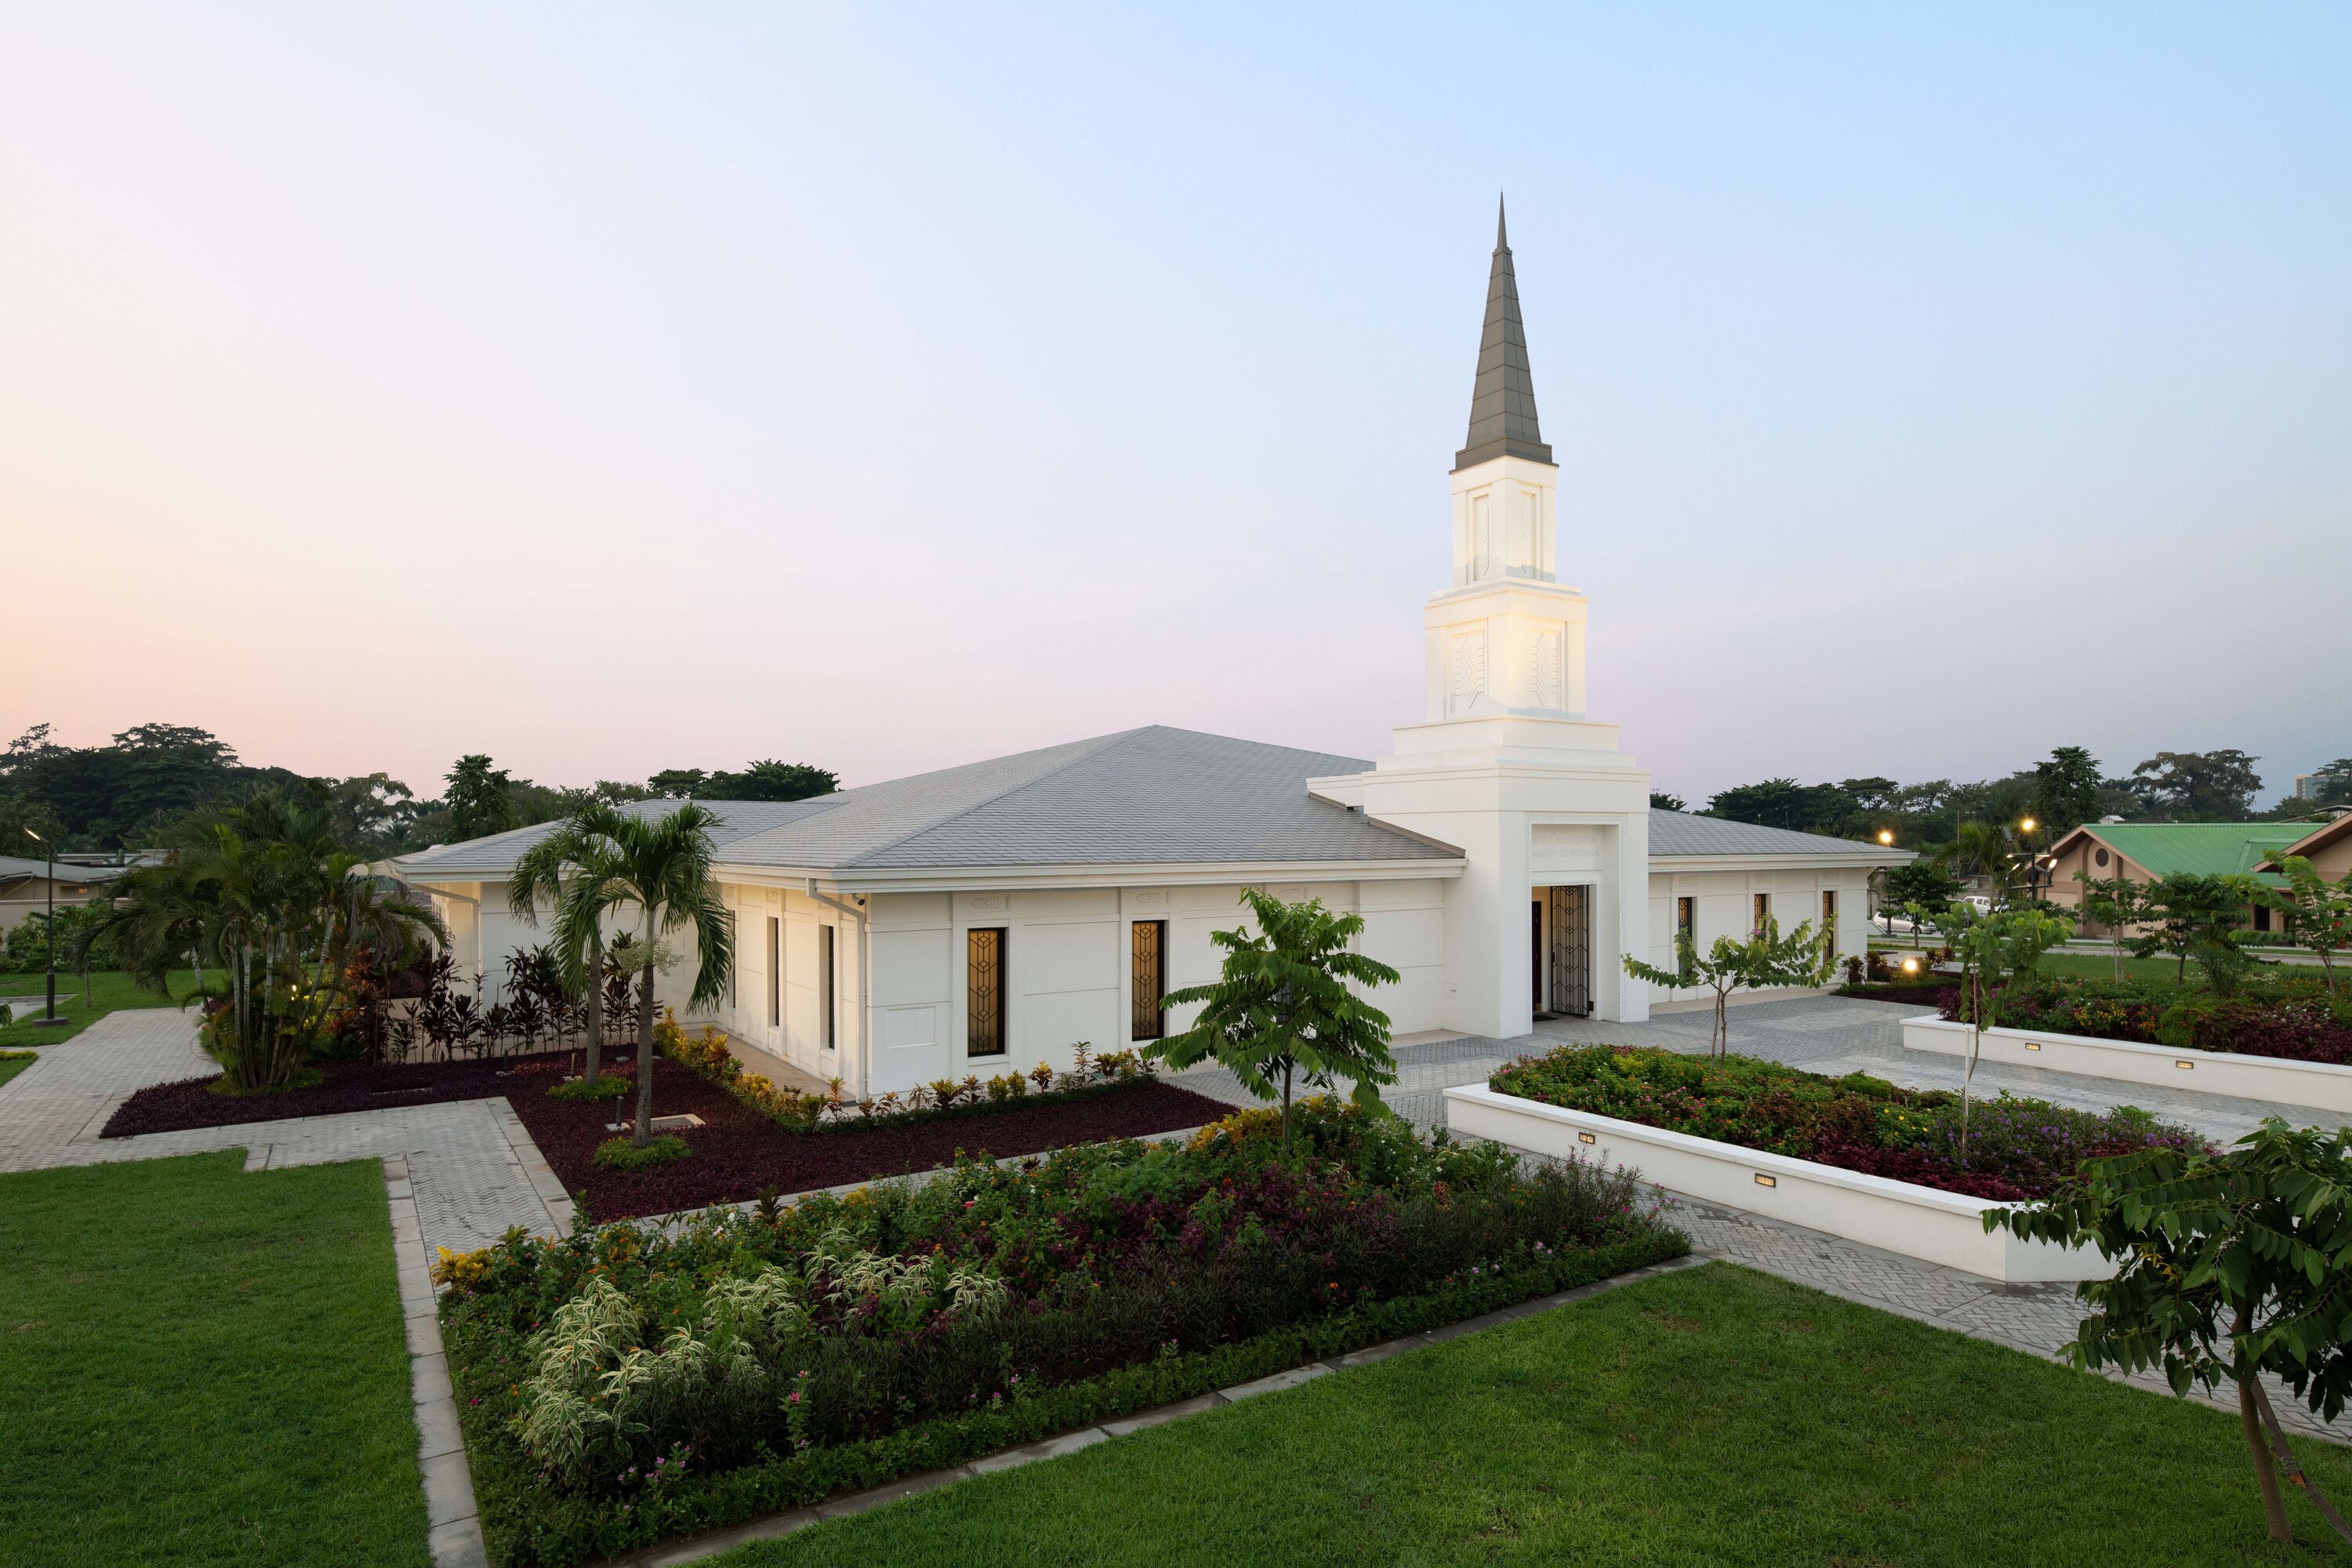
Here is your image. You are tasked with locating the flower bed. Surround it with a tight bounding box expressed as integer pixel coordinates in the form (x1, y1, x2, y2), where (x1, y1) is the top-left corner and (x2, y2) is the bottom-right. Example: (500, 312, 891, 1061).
(102, 1051, 576, 1138)
(1486, 1046, 2205, 1202)
(662, 1013, 1170, 1134)
(438, 1098, 1688, 1566)
(1835, 980, 1960, 1006)
(1947, 975, 2352, 1066)
(506, 1056, 1233, 1221)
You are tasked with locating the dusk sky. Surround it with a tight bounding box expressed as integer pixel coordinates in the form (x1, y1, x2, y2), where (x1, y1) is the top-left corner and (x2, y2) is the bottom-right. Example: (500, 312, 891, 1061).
(5, 5, 2347, 806)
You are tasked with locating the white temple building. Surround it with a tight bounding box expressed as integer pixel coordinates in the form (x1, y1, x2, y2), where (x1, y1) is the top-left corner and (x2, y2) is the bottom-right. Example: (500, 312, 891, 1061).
(396, 203, 1907, 1096)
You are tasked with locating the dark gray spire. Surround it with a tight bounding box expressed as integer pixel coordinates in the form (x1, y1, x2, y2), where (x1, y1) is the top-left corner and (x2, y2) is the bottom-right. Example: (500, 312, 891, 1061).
(1454, 194, 1553, 470)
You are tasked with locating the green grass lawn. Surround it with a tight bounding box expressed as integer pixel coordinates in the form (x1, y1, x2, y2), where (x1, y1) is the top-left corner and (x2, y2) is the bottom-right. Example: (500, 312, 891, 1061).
(716, 1263, 2352, 1568)
(0, 1049, 37, 1088)
(0, 968, 199, 1046)
(0, 1150, 429, 1568)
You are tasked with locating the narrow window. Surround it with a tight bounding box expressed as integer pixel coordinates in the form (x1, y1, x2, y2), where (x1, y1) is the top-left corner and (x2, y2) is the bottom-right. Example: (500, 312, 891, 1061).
(1675, 896, 1696, 979)
(2253, 902, 2272, 934)
(1131, 920, 1167, 1041)
(967, 927, 1007, 1058)
(1820, 889, 1838, 944)
(767, 916, 781, 1029)
(1752, 892, 1770, 933)
(818, 924, 837, 1049)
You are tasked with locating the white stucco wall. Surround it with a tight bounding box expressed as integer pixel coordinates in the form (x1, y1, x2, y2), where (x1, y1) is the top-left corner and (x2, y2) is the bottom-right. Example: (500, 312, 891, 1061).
(858, 878, 1450, 1097)
(1642, 865, 1875, 1001)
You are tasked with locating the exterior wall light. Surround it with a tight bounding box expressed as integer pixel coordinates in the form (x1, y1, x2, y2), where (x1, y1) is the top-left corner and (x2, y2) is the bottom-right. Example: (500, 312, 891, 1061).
(1753, 1173, 1777, 1189)
(1577, 1131, 1596, 1145)
(2023, 1041, 2042, 1051)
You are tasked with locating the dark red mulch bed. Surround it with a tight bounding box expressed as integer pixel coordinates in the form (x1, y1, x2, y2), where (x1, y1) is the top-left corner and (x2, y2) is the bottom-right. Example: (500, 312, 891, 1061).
(101, 1051, 1234, 1222)
(101, 1051, 578, 1138)
(511, 1058, 1235, 1221)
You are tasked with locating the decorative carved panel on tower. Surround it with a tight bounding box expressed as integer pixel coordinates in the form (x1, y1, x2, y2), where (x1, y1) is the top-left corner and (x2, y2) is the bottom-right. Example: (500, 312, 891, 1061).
(1448, 630, 1487, 716)
(1531, 629, 1563, 710)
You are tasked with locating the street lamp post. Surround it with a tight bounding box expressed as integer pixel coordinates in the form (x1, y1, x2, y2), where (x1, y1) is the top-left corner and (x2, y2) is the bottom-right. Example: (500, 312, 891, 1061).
(24, 826, 58, 1023)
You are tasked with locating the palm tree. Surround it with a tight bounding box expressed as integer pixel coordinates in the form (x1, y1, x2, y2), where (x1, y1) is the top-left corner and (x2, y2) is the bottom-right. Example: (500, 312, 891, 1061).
(1938, 822, 2016, 906)
(96, 789, 444, 1090)
(550, 803, 734, 1145)
(510, 815, 625, 1083)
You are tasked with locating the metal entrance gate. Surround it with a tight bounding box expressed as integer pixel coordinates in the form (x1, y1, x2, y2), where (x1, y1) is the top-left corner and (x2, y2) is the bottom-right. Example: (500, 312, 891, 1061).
(1544, 884, 1592, 1018)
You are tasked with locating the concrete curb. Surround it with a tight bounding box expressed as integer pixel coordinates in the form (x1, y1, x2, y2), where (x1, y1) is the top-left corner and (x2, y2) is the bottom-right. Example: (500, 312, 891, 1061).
(588, 1252, 1709, 1568)
(387, 1153, 489, 1568)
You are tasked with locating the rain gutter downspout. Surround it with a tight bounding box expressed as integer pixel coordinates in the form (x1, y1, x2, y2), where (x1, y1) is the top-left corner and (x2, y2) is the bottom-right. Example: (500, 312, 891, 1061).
(807, 880, 871, 1099)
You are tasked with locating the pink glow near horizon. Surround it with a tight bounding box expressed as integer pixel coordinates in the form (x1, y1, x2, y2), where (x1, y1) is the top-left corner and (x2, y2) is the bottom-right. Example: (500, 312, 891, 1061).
(5, 8, 2347, 804)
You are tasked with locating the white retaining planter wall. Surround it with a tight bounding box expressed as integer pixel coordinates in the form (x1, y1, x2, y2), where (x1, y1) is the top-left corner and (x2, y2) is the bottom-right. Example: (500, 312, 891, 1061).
(1902, 1014, 2352, 1115)
(1443, 1084, 2110, 1284)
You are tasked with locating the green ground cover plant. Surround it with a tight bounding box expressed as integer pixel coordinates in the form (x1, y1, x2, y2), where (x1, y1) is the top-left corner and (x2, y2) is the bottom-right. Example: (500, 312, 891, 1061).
(0, 1150, 428, 1568)
(706, 1263, 2352, 1568)
(1492, 1044, 2203, 1200)
(0, 1047, 37, 1087)
(438, 1098, 1686, 1566)
(0, 967, 198, 1045)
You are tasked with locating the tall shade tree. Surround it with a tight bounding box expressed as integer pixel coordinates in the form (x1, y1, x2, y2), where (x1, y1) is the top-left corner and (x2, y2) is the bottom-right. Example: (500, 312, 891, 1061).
(551, 803, 735, 1145)
(510, 814, 627, 1082)
(1148, 888, 1399, 1154)
(1623, 917, 1837, 1059)
(2031, 746, 2104, 838)
(445, 753, 521, 840)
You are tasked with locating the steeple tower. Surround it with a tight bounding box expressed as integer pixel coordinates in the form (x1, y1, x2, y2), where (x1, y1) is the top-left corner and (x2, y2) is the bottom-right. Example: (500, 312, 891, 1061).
(1305, 197, 1653, 1042)
(1457, 197, 1554, 470)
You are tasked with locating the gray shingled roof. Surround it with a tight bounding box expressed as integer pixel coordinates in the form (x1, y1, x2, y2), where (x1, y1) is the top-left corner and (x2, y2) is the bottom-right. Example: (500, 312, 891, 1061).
(1455, 195, 1553, 470)
(397, 728, 1461, 877)
(1648, 809, 1899, 859)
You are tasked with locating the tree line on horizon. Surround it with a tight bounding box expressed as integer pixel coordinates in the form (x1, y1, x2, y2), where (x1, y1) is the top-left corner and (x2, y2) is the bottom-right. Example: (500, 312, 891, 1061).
(1652, 746, 2351, 851)
(0, 722, 838, 858)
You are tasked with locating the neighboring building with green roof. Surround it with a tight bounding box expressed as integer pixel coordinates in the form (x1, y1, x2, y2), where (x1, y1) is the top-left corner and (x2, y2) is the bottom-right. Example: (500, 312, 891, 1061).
(2044, 820, 2314, 935)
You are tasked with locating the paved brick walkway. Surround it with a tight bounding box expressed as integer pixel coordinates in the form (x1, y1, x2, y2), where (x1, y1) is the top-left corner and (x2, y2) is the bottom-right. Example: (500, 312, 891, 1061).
(0, 1009, 568, 1258)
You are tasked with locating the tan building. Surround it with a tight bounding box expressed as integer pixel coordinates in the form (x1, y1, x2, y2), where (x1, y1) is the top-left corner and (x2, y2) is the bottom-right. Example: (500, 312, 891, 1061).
(0, 855, 125, 934)
(2042, 821, 2312, 937)
(2261, 813, 2352, 883)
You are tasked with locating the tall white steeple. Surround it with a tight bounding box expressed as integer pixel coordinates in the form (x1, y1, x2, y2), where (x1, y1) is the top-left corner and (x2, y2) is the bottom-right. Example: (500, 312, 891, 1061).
(1425, 195, 1587, 724)
(1308, 196, 1651, 1040)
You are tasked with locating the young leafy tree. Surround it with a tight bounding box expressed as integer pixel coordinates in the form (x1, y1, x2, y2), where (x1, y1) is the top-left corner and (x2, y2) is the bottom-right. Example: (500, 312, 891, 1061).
(551, 803, 735, 1145)
(1622, 917, 1838, 1060)
(2133, 873, 2256, 991)
(1929, 902, 2074, 1163)
(1987, 1121, 2352, 1547)
(2261, 855, 2351, 997)
(2074, 872, 2154, 982)
(1148, 888, 1400, 1154)
(510, 813, 627, 1083)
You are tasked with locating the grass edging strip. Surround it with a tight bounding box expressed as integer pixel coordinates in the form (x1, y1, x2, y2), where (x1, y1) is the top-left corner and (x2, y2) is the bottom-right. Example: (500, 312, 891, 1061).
(450, 1229, 1693, 1567)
